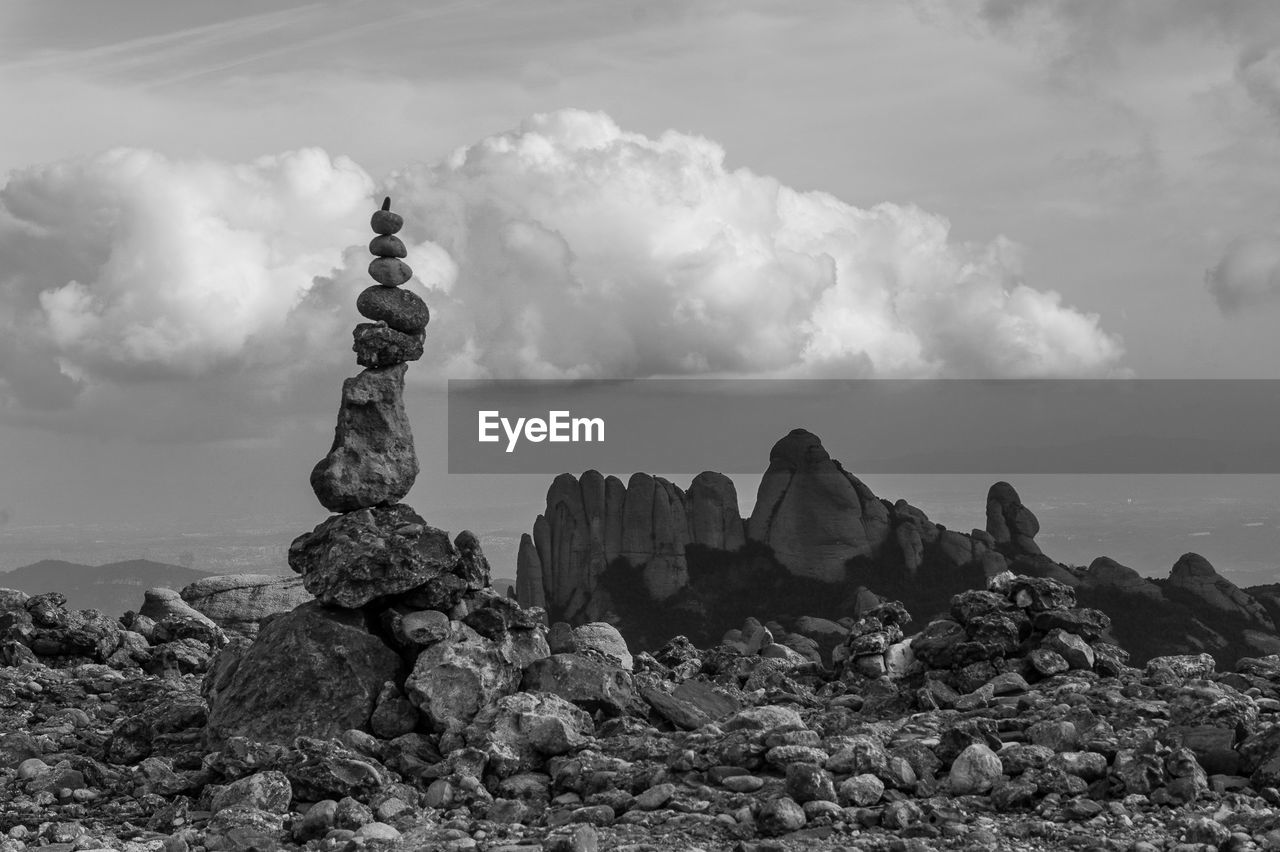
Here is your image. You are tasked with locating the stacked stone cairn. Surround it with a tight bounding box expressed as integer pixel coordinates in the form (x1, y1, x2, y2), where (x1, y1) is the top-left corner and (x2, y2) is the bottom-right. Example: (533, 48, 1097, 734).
(203, 199, 562, 771)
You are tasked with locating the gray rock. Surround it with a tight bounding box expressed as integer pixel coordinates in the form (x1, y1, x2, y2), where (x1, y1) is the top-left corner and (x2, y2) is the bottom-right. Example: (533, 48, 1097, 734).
(368, 257, 413, 286)
(949, 743, 1003, 794)
(464, 691, 594, 776)
(746, 429, 889, 583)
(757, 796, 806, 836)
(309, 363, 418, 513)
(371, 202, 403, 235)
(369, 234, 406, 258)
(356, 285, 428, 335)
(288, 505, 459, 608)
(210, 771, 292, 815)
(352, 322, 425, 369)
(571, 622, 632, 670)
(986, 481, 1042, 556)
(180, 574, 310, 636)
(405, 622, 521, 730)
(204, 601, 399, 746)
(521, 652, 634, 717)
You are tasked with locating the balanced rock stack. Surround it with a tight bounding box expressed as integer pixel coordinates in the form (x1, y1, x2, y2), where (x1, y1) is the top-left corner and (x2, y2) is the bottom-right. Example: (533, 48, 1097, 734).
(310, 197, 425, 512)
(203, 200, 554, 753)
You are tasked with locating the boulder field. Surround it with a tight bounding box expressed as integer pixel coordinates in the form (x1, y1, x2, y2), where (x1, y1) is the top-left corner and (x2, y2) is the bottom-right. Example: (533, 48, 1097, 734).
(8, 570, 1280, 851)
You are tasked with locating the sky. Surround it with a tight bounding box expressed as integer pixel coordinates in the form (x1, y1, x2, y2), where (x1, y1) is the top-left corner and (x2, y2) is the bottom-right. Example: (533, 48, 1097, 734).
(2, 0, 1280, 558)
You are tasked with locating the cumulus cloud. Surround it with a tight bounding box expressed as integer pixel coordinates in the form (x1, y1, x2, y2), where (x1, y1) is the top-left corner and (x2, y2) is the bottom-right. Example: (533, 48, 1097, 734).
(0, 109, 1125, 439)
(1206, 235, 1280, 313)
(390, 110, 1123, 380)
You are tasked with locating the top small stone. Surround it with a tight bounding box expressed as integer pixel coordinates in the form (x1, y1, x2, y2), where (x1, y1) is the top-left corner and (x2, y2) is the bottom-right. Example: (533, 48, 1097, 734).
(371, 196, 403, 235)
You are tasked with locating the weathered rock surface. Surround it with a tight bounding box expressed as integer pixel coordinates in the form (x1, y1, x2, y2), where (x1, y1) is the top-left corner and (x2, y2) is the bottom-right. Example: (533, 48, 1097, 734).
(352, 321, 425, 368)
(309, 363, 418, 513)
(571, 621, 632, 670)
(355, 285, 429, 335)
(517, 429, 1280, 669)
(986, 480, 1042, 556)
(1167, 552, 1275, 628)
(747, 429, 889, 583)
(204, 601, 399, 746)
(404, 622, 522, 730)
(289, 505, 464, 608)
(180, 573, 311, 636)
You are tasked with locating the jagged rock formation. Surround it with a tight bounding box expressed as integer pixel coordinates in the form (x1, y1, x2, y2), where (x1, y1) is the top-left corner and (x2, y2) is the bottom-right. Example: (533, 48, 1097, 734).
(517, 428, 1280, 667)
(518, 429, 1005, 649)
(747, 429, 891, 583)
(516, 469, 747, 623)
(1167, 552, 1275, 628)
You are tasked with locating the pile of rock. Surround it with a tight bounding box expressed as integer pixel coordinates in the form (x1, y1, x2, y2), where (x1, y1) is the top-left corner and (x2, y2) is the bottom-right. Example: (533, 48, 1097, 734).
(832, 600, 914, 680)
(900, 571, 1130, 710)
(0, 587, 228, 675)
(202, 198, 556, 765)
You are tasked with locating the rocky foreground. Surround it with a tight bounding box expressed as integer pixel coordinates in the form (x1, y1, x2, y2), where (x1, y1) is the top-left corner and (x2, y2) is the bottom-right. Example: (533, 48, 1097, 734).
(6, 570, 1280, 852)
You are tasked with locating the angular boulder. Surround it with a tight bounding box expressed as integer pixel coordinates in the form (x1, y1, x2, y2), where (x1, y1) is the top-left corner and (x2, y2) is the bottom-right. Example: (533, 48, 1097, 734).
(404, 622, 522, 730)
(204, 601, 400, 747)
(288, 505, 461, 608)
(521, 652, 635, 717)
(464, 691, 594, 776)
(309, 363, 418, 514)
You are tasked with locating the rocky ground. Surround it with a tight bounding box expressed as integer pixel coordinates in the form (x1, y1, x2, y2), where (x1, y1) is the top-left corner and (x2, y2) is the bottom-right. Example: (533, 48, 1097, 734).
(5, 572, 1280, 852)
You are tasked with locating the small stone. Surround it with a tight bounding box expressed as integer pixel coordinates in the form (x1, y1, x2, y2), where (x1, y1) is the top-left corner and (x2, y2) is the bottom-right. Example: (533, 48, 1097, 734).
(354, 822, 401, 842)
(369, 257, 414, 286)
(757, 797, 806, 836)
(949, 744, 1003, 794)
(370, 234, 407, 258)
(352, 322, 424, 369)
(838, 774, 884, 806)
(16, 757, 47, 780)
(785, 763, 836, 804)
(633, 783, 675, 811)
(545, 824, 598, 852)
(400, 610, 452, 645)
(1043, 629, 1094, 670)
(1029, 648, 1070, 677)
(297, 800, 338, 841)
(210, 770, 292, 815)
(372, 199, 403, 235)
(722, 775, 764, 793)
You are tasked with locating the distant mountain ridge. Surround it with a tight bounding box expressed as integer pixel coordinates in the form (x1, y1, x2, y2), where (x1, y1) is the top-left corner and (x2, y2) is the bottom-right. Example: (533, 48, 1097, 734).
(0, 558, 209, 615)
(517, 428, 1280, 666)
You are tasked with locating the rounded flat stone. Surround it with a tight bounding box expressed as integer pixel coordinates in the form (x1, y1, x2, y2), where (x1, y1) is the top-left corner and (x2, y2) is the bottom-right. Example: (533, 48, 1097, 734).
(369, 234, 407, 258)
(357, 285, 429, 335)
(371, 209, 403, 235)
(369, 257, 413, 287)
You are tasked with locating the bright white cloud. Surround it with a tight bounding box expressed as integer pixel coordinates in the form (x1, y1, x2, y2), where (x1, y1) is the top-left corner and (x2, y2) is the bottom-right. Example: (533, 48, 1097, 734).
(0, 109, 1126, 439)
(394, 110, 1124, 380)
